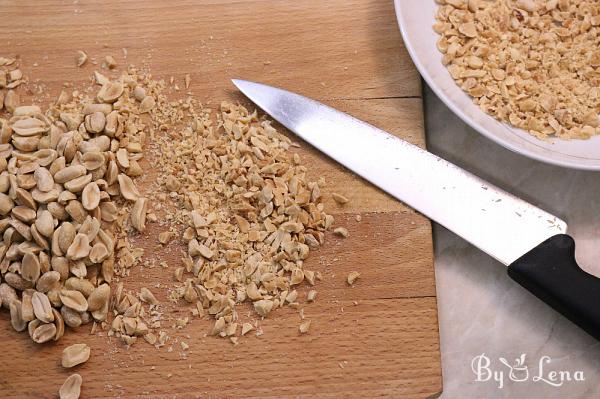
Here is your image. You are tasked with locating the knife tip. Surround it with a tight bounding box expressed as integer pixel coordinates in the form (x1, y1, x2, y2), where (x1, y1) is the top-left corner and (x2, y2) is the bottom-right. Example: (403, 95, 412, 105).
(232, 79, 262, 100)
(231, 78, 247, 89)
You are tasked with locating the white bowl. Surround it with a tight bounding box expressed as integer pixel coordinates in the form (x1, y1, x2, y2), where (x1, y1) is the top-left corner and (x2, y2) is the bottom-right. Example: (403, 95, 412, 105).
(394, 0, 600, 171)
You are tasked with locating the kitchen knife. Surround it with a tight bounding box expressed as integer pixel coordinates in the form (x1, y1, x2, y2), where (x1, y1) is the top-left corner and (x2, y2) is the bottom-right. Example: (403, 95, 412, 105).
(233, 79, 600, 341)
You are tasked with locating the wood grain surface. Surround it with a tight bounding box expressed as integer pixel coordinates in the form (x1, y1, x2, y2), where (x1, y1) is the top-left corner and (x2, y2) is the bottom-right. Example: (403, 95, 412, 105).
(0, 1, 442, 398)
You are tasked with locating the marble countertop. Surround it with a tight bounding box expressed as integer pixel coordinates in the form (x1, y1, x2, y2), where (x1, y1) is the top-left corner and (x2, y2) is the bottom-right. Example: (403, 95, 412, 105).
(423, 85, 600, 398)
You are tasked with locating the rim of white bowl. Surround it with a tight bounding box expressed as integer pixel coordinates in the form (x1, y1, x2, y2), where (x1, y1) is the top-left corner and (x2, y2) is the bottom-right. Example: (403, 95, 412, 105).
(394, 0, 600, 171)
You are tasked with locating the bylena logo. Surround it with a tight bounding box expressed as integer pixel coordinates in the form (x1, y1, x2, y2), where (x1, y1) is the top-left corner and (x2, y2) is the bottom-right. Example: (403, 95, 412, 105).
(471, 353, 585, 389)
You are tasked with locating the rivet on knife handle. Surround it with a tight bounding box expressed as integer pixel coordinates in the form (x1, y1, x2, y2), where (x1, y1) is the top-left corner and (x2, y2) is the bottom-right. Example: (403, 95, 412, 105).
(508, 234, 600, 340)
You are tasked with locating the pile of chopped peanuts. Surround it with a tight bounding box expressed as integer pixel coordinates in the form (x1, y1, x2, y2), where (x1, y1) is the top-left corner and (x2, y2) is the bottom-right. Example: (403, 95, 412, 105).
(434, 0, 600, 139)
(0, 53, 355, 397)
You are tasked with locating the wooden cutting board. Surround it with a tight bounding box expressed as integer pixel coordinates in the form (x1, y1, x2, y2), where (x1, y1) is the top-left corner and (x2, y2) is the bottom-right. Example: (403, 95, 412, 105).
(0, 1, 442, 397)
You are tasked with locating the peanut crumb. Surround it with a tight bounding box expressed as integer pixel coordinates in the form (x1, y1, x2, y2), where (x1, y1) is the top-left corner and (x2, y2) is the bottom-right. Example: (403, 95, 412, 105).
(347, 271, 360, 286)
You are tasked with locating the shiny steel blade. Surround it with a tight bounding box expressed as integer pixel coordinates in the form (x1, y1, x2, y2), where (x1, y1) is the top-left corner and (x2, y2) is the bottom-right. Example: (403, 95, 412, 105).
(232, 79, 567, 265)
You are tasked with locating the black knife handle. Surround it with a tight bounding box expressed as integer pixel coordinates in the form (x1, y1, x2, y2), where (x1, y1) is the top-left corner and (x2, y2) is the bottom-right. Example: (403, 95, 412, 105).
(508, 234, 600, 341)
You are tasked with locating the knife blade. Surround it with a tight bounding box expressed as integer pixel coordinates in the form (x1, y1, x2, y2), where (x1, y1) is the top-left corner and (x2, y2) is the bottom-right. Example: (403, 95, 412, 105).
(233, 79, 600, 341)
(232, 79, 565, 265)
